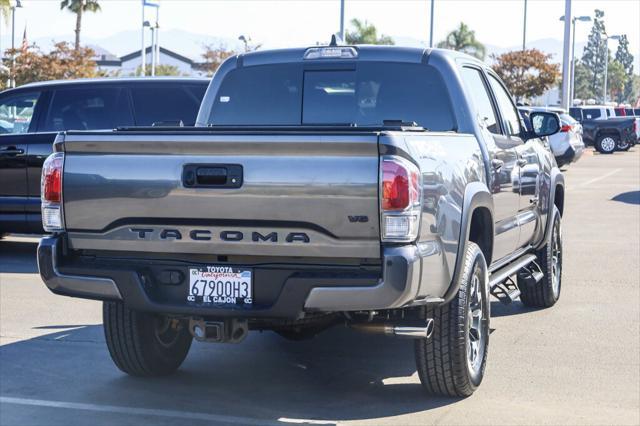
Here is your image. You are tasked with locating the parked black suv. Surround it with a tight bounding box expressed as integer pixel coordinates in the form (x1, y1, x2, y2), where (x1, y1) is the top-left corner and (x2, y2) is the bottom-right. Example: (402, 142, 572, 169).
(0, 77, 208, 236)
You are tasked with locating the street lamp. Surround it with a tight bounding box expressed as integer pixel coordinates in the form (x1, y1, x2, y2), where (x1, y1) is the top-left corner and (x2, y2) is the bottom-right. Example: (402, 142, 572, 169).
(560, 15, 591, 105)
(603, 34, 622, 104)
(10, 0, 23, 88)
(522, 0, 527, 51)
(238, 35, 249, 52)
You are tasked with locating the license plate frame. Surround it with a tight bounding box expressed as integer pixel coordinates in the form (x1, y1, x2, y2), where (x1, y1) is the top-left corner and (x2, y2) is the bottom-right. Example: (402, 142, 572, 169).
(187, 266, 253, 307)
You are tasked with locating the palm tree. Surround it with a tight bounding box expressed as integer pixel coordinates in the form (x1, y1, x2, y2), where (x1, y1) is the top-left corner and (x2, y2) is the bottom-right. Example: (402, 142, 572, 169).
(437, 22, 486, 60)
(60, 0, 101, 50)
(345, 19, 394, 45)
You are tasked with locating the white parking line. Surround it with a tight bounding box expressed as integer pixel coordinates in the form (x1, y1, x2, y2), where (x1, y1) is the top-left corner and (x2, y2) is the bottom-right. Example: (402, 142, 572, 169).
(0, 396, 337, 425)
(569, 168, 621, 190)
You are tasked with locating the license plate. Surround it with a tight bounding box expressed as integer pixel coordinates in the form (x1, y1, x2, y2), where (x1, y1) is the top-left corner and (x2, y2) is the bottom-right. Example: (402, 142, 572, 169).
(187, 266, 252, 306)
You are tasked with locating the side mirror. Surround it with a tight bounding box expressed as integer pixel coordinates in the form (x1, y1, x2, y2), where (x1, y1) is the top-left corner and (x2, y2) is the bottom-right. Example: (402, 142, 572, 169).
(526, 111, 560, 139)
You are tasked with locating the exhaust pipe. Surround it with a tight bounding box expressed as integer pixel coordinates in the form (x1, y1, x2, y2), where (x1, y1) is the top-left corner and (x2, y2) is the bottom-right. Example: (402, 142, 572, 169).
(350, 318, 434, 339)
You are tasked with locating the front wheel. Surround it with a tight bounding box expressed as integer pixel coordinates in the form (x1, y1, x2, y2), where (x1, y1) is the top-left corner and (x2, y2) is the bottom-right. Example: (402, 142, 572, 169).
(616, 138, 631, 151)
(517, 206, 563, 308)
(415, 242, 490, 397)
(595, 134, 618, 154)
(103, 301, 192, 376)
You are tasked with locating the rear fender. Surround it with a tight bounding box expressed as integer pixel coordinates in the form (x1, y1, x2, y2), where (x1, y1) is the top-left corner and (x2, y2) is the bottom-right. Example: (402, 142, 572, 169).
(442, 182, 494, 303)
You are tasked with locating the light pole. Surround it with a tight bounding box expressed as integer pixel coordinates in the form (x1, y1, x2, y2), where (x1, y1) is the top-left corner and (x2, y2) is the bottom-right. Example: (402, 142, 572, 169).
(603, 34, 622, 104)
(141, 1, 159, 76)
(522, 0, 527, 50)
(10, 0, 23, 88)
(560, 0, 571, 110)
(339, 0, 345, 41)
(429, 0, 434, 48)
(238, 35, 249, 52)
(560, 15, 591, 105)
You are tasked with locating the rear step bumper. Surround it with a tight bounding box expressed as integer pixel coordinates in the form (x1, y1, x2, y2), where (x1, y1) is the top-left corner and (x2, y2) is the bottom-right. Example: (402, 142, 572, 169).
(37, 236, 422, 318)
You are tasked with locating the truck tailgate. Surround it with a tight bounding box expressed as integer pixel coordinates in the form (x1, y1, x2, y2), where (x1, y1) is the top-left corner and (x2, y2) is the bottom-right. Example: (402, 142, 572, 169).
(61, 131, 381, 259)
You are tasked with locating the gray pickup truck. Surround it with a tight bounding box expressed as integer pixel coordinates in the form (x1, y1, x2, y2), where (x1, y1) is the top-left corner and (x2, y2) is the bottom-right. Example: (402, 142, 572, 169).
(38, 45, 565, 397)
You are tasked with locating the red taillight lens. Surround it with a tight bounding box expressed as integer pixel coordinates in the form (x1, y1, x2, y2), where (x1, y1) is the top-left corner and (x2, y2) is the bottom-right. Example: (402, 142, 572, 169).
(560, 124, 572, 132)
(42, 153, 63, 202)
(381, 159, 420, 211)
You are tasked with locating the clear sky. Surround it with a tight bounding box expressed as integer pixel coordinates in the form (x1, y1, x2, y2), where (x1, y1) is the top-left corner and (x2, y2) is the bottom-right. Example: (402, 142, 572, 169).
(2, 0, 639, 70)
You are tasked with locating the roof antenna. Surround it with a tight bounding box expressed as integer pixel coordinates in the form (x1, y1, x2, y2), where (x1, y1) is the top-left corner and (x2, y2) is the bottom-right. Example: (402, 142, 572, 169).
(330, 33, 343, 46)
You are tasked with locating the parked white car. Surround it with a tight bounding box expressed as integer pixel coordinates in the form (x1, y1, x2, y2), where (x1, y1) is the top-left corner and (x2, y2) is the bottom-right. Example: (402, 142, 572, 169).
(519, 107, 585, 167)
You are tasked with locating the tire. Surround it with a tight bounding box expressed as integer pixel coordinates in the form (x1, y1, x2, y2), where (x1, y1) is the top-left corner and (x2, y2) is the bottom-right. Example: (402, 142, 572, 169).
(595, 134, 618, 154)
(103, 301, 192, 376)
(517, 206, 562, 308)
(415, 242, 490, 397)
(616, 138, 631, 151)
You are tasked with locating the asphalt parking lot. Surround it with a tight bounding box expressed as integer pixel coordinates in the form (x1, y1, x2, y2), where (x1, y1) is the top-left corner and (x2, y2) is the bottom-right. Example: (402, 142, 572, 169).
(1, 148, 639, 426)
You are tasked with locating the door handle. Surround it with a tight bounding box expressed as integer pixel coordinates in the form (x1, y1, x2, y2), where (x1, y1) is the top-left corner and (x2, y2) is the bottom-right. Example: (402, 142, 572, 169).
(491, 159, 504, 171)
(183, 164, 243, 188)
(0, 146, 24, 156)
(517, 159, 527, 167)
(530, 197, 539, 204)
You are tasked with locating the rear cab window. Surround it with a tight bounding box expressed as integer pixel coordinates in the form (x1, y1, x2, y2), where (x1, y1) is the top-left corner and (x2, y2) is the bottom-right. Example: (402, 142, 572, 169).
(209, 62, 456, 131)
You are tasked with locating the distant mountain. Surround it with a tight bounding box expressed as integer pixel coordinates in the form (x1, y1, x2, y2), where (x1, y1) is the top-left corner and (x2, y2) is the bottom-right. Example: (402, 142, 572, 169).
(2, 29, 244, 60)
(2, 30, 586, 64)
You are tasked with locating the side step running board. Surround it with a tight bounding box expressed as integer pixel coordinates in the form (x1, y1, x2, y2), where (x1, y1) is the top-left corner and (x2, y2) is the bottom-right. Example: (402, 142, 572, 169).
(489, 254, 536, 288)
(489, 254, 537, 305)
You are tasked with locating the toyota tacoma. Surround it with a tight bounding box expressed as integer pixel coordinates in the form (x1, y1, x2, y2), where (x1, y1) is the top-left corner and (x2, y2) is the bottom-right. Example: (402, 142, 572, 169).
(38, 44, 565, 397)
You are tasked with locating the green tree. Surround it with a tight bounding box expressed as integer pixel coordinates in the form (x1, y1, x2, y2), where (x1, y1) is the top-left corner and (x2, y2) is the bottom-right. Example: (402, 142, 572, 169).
(437, 22, 486, 60)
(345, 19, 394, 45)
(60, 0, 101, 51)
(492, 49, 560, 101)
(614, 35, 635, 103)
(606, 60, 626, 103)
(581, 9, 607, 100)
(0, 0, 10, 23)
(573, 60, 595, 101)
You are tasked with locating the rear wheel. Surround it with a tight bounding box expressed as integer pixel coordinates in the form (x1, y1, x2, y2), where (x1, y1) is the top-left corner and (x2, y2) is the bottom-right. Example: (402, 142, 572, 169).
(517, 206, 562, 308)
(103, 301, 192, 376)
(415, 242, 490, 397)
(595, 134, 618, 154)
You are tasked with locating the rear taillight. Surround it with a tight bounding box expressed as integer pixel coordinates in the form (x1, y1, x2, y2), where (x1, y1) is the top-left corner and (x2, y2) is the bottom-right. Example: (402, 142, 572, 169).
(560, 124, 572, 133)
(41, 152, 65, 232)
(380, 156, 421, 242)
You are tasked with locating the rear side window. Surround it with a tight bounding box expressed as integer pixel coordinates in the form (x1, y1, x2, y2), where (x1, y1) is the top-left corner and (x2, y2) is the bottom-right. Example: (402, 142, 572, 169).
(460, 67, 500, 135)
(583, 109, 601, 119)
(209, 62, 456, 131)
(43, 87, 132, 132)
(569, 108, 582, 121)
(131, 84, 206, 126)
(0, 92, 40, 134)
(487, 74, 521, 136)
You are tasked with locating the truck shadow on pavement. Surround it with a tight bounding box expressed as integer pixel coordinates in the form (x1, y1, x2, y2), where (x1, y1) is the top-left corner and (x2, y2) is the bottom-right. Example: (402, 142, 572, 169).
(611, 190, 640, 205)
(0, 240, 39, 274)
(0, 323, 460, 424)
